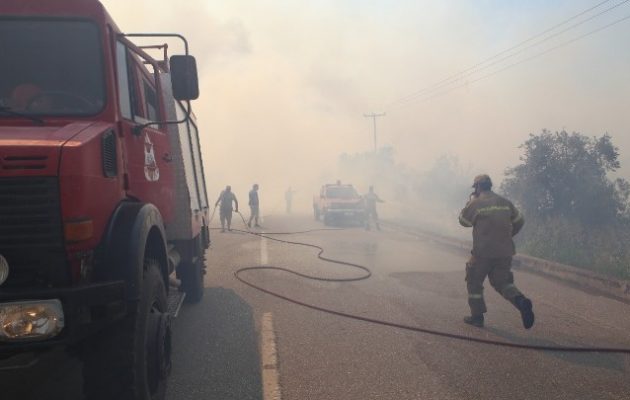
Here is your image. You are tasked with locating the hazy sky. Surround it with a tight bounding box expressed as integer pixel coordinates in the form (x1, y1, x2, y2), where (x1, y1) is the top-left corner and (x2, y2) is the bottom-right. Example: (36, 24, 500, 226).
(102, 0, 630, 206)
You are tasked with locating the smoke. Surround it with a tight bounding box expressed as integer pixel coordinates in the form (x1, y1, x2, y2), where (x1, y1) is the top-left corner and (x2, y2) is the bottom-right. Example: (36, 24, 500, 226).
(101, 0, 630, 217)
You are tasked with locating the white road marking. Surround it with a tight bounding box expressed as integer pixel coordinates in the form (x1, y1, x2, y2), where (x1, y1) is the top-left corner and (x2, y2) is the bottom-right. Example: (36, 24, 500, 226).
(260, 231, 268, 265)
(261, 312, 282, 400)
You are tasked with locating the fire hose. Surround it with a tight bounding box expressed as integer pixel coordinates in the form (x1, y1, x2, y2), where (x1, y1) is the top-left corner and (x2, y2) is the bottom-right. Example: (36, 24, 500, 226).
(206, 209, 630, 354)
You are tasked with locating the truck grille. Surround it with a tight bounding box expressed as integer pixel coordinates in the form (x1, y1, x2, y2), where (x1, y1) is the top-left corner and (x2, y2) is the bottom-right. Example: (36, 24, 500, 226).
(0, 177, 68, 288)
(102, 130, 117, 178)
(330, 201, 362, 210)
(1, 155, 49, 171)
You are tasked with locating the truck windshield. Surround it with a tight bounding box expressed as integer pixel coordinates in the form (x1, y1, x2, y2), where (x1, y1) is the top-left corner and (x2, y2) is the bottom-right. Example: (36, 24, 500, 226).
(0, 19, 105, 116)
(327, 187, 358, 198)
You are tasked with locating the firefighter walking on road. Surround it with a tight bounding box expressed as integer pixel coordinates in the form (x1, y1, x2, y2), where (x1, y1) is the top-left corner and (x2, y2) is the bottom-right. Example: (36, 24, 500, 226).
(364, 186, 384, 231)
(458, 174, 534, 329)
(215, 185, 238, 232)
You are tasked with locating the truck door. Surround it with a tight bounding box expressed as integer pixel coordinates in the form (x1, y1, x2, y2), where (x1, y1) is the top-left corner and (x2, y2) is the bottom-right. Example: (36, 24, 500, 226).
(115, 40, 175, 223)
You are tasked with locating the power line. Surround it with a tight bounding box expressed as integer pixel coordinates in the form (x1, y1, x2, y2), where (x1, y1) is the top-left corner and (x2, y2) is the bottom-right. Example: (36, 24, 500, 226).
(386, 0, 617, 107)
(385, 0, 626, 109)
(363, 112, 386, 151)
(392, 13, 630, 111)
(389, 0, 630, 109)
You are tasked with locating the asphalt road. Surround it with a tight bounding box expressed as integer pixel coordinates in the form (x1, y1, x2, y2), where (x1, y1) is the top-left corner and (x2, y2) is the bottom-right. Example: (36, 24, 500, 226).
(167, 213, 630, 400)
(2, 213, 629, 399)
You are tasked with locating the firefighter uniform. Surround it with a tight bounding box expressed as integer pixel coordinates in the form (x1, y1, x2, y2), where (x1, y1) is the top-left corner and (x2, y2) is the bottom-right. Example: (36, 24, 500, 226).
(215, 186, 238, 232)
(248, 184, 260, 228)
(459, 175, 533, 328)
(364, 187, 384, 230)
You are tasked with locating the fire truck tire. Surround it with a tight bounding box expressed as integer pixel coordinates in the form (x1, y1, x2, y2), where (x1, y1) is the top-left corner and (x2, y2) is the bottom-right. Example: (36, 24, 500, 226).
(83, 259, 171, 400)
(180, 245, 205, 304)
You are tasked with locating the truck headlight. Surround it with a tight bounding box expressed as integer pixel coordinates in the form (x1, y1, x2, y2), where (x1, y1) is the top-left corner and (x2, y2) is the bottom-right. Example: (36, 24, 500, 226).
(0, 300, 64, 342)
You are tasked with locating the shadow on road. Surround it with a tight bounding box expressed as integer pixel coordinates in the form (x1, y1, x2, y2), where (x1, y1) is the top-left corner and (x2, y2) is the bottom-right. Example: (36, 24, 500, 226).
(0, 346, 82, 400)
(1, 287, 263, 400)
(167, 286, 263, 400)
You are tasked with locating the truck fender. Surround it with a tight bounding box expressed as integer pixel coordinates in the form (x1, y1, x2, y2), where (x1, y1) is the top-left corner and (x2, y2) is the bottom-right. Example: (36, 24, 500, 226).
(95, 201, 169, 302)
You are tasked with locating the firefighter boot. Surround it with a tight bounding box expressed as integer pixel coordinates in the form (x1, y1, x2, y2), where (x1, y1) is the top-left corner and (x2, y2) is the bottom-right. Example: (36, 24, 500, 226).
(514, 295, 535, 329)
(463, 314, 484, 328)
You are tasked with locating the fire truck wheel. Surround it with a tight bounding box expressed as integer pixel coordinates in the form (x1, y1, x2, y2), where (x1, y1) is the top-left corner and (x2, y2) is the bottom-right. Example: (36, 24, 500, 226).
(83, 259, 170, 400)
(180, 253, 205, 304)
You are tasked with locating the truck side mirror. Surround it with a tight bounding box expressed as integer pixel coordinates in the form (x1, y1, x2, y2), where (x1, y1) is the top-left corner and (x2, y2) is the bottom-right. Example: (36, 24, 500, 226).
(170, 55, 199, 100)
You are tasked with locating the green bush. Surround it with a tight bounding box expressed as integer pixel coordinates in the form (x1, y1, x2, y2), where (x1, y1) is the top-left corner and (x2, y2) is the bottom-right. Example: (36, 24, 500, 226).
(517, 216, 630, 279)
(503, 130, 630, 280)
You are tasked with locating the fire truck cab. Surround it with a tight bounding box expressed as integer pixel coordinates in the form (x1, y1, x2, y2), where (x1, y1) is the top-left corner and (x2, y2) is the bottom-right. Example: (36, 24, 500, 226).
(0, 1, 209, 399)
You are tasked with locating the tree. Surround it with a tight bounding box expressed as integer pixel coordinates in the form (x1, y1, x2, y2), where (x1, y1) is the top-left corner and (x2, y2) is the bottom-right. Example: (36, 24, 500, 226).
(501, 130, 630, 278)
(502, 130, 629, 227)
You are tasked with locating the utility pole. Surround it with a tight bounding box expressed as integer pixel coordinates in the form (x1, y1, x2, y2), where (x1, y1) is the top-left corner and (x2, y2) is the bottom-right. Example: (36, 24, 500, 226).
(363, 112, 386, 152)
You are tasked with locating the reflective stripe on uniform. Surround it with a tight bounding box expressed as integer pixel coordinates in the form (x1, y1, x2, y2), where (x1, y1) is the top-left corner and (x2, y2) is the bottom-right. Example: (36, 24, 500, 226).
(512, 211, 524, 223)
(501, 283, 518, 296)
(459, 213, 473, 227)
(468, 294, 484, 299)
(475, 206, 511, 216)
(503, 284, 517, 290)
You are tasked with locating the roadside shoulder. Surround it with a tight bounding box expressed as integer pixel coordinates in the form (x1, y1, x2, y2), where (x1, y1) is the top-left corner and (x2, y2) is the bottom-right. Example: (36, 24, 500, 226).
(382, 220, 630, 304)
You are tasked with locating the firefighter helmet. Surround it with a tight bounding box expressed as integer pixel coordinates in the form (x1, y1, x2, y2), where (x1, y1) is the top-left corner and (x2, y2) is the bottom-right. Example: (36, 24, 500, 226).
(472, 174, 492, 188)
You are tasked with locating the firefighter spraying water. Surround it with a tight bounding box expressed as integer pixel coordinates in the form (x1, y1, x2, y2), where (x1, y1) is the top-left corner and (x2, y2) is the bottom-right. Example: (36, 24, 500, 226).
(215, 185, 239, 232)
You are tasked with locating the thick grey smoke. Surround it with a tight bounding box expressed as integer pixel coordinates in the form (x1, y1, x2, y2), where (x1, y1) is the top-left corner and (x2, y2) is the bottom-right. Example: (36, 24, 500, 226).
(102, 0, 630, 217)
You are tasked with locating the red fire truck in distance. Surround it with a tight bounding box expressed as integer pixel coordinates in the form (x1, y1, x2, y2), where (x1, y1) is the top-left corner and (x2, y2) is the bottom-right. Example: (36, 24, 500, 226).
(0, 1, 209, 398)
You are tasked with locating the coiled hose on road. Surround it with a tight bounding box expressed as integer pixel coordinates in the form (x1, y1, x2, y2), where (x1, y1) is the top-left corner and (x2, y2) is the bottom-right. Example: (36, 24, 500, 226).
(213, 209, 630, 354)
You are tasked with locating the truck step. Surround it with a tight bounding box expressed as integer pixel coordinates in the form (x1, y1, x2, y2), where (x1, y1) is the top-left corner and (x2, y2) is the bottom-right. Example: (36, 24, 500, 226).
(167, 290, 186, 318)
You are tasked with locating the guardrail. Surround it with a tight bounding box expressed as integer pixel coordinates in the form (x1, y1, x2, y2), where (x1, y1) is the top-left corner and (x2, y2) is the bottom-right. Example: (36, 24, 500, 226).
(382, 220, 630, 304)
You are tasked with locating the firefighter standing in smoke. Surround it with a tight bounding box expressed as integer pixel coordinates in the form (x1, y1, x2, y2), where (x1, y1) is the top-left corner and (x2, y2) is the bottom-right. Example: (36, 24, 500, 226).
(248, 183, 260, 228)
(364, 186, 384, 231)
(458, 174, 535, 329)
(215, 185, 238, 232)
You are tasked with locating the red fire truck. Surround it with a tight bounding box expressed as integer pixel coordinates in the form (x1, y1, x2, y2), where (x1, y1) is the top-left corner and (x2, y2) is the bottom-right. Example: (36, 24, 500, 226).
(0, 1, 209, 399)
(313, 183, 366, 226)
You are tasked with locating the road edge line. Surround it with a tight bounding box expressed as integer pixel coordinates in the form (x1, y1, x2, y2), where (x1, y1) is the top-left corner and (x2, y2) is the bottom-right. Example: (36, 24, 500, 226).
(382, 220, 630, 304)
